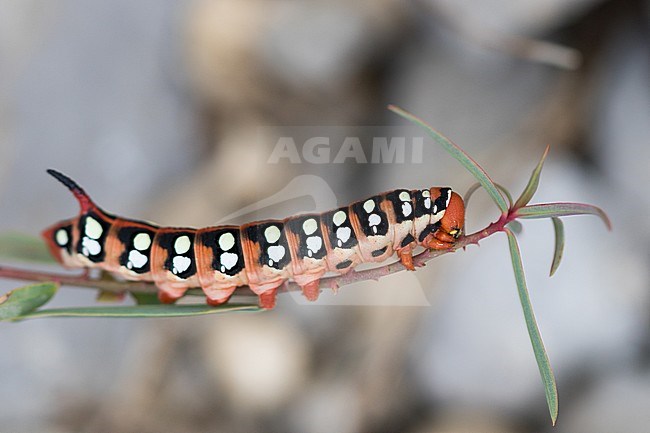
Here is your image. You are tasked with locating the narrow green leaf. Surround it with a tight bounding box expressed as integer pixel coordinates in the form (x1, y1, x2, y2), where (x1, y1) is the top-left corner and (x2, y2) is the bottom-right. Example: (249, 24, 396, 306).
(0, 282, 58, 321)
(0, 233, 56, 264)
(13, 303, 262, 320)
(388, 105, 509, 213)
(504, 229, 558, 425)
(513, 145, 550, 209)
(550, 218, 564, 277)
(515, 203, 611, 230)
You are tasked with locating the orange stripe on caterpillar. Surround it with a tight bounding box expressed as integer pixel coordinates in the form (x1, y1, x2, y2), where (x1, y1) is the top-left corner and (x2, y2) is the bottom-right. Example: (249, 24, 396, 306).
(42, 170, 465, 309)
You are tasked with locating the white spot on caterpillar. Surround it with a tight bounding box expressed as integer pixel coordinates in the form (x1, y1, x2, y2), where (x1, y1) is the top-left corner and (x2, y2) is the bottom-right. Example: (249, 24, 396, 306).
(172, 255, 192, 275)
(133, 233, 151, 251)
(306, 236, 322, 257)
(399, 191, 410, 201)
(446, 191, 452, 208)
(402, 202, 412, 217)
(127, 250, 148, 269)
(424, 198, 431, 209)
(174, 235, 191, 254)
(302, 218, 318, 235)
(55, 229, 69, 246)
(368, 213, 381, 235)
(267, 245, 285, 264)
(220, 252, 238, 272)
(218, 232, 235, 251)
(433, 205, 438, 214)
(422, 190, 430, 198)
(82, 237, 101, 256)
(336, 227, 351, 246)
(85, 216, 103, 240)
(333, 210, 346, 226)
(264, 225, 281, 243)
(363, 199, 375, 213)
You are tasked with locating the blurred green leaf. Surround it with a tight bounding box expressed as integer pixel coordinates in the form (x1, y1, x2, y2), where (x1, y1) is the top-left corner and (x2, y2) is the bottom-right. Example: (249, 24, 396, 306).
(506, 220, 523, 234)
(388, 105, 509, 213)
(0, 233, 56, 264)
(130, 292, 161, 305)
(515, 203, 611, 229)
(513, 145, 550, 209)
(550, 218, 564, 277)
(504, 228, 558, 425)
(14, 303, 262, 320)
(0, 282, 58, 321)
(463, 183, 482, 205)
(464, 183, 513, 209)
(96, 290, 126, 303)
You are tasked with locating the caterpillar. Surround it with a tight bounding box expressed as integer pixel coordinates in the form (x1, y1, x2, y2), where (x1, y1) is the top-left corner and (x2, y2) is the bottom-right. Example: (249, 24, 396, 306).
(42, 169, 465, 309)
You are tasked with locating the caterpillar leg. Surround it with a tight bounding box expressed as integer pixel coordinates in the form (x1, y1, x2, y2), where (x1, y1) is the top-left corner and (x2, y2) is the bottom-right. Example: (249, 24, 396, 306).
(258, 287, 279, 309)
(434, 231, 456, 244)
(397, 248, 416, 271)
(425, 239, 454, 250)
(204, 286, 237, 306)
(292, 271, 326, 302)
(157, 286, 187, 304)
(247, 280, 284, 309)
(300, 280, 321, 302)
(421, 233, 455, 250)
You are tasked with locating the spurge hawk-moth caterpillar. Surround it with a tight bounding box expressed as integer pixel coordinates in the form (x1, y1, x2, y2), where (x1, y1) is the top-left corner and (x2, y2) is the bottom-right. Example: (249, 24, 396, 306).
(42, 169, 465, 309)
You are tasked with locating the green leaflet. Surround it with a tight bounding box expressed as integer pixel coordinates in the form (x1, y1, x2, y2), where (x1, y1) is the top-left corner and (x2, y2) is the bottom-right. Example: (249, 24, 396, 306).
(550, 218, 565, 277)
(506, 220, 523, 235)
(0, 282, 58, 321)
(12, 303, 262, 320)
(513, 145, 550, 209)
(504, 229, 558, 425)
(0, 233, 56, 264)
(515, 203, 611, 230)
(388, 105, 509, 214)
(0, 282, 260, 320)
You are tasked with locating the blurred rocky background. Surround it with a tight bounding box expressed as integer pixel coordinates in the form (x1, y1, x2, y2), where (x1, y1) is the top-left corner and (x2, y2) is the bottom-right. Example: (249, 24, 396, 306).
(0, 0, 649, 432)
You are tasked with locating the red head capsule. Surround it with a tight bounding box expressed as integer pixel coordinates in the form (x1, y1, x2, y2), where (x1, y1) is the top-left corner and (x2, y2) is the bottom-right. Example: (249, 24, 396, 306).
(441, 191, 465, 239)
(428, 187, 465, 246)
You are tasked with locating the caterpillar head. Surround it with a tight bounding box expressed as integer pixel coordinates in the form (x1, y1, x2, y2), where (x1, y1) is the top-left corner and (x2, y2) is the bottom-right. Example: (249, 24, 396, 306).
(430, 187, 465, 242)
(442, 191, 465, 238)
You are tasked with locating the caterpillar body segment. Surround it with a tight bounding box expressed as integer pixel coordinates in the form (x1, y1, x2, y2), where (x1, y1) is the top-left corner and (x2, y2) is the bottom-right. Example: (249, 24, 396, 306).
(42, 170, 465, 309)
